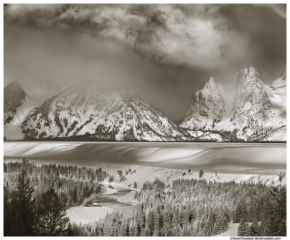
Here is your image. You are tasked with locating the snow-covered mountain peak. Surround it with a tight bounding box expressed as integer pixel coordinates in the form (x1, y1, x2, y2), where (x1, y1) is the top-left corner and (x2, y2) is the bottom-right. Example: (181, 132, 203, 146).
(206, 76, 215, 87)
(180, 76, 226, 130)
(4, 79, 68, 140)
(238, 67, 260, 83)
(180, 67, 286, 141)
(19, 85, 225, 141)
(4, 67, 286, 142)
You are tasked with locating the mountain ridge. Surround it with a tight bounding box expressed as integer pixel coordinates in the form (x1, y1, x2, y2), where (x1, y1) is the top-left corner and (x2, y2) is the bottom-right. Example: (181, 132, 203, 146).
(4, 67, 286, 142)
(19, 84, 224, 141)
(180, 67, 286, 141)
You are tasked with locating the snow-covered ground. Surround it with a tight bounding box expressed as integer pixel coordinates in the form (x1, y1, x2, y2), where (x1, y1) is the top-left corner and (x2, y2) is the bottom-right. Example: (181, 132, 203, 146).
(214, 222, 239, 237)
(118, 191, 137, 205)
(5, 141, 285, 227)
(102, 165, 286, 191)
(4, 142, 286, 175)
(66, 205, 113, 225)
(5, 142, 285, 191)
(66, 186, 117, 224)
(214, 221, 259, 237)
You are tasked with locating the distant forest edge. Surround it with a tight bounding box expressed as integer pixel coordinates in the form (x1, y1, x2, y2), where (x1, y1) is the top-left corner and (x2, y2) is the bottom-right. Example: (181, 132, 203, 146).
(4, 159, 286, 236)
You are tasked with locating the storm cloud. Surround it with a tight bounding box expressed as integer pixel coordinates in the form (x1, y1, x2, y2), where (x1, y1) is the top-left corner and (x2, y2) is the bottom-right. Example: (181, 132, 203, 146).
(4, 4, 286, 122)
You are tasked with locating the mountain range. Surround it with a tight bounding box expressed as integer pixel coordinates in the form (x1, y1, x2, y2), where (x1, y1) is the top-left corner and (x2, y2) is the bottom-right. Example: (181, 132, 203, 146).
(4, 67, 286, 142)
(181, 67, 286, 141)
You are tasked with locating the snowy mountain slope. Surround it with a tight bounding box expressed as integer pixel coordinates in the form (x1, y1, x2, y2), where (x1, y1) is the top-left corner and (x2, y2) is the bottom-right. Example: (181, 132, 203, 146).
(180, 67, 286, 141)
(4, 67, 286, 142)
(21, 85, 225, 141)
(4, 80, 65, 140)
(181, 77, 226, 130)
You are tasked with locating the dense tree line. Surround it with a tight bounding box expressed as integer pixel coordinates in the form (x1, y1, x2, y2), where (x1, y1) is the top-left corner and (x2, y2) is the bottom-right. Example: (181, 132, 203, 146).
(237, 173, 286, 236)
(4, 159, 109, 236)
(70, 177, 286, 236)
(4, 159, 286, 236)
(4, 160, 109, 206)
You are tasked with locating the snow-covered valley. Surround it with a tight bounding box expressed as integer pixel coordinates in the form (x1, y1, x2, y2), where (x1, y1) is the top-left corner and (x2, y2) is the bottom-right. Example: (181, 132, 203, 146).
(4, 141, 286, 176)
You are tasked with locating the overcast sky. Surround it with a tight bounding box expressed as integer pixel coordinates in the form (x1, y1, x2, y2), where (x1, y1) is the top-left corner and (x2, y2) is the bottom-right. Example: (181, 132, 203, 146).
(4, 4, 286, 122)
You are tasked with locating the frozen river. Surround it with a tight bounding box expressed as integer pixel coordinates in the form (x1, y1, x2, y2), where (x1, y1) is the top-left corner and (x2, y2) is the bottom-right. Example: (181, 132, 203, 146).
(66, 185, 136, 225)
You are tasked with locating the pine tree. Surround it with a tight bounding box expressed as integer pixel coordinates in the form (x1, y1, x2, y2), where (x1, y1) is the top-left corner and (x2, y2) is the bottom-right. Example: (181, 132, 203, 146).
(12, 162, 36, 236)
(66, 223, 74, 236)
(199, 170, 204, 178)
(265, 185, 286, 236)
(234, 200, 247, 223)
(262, 174, 286, 237)
(4, 188, 26, 236)
(212, 222, 220, 235)
(119, 217, 129, 236)
(36, 189, 69, 236)
(250, 218, 260, 236)
(163, 209, 172, 236)
(238, 218, 247, 236)
(244, 223, 252, 236)
(188, 208, 196, 223)
(153, 213, 160, 236)
(198, 215, 206, 236)
(204, 218, 211, 236)
(146, 209, 155, 235)
(138, 207, 145, 228)
(172, 208, 180, 228)
(205, 212, 215, 235)
(259, 220, 267, 236)
(129, 218, 138, 236)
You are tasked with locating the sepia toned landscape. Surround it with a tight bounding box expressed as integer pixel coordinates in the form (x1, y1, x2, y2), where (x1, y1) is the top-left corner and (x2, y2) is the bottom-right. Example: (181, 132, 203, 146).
(3, 3, 287, 237)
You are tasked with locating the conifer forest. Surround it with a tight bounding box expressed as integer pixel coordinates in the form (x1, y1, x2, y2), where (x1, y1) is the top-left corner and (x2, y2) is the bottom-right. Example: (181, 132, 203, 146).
(3, 159, 286, 236)
(3, 3, 287, 238)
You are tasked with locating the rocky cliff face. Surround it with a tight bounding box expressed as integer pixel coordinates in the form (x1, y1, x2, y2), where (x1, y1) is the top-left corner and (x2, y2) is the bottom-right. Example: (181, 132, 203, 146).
(229, 67, 272, 140)
(180, 67, 286, 141)
(20, 84, 224, 141)
(181, 77, 226, 130)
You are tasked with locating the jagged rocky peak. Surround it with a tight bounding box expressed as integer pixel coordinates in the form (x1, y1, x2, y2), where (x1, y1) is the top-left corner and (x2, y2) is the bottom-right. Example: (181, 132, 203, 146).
(233, 67, 269, 109)
(202, 77, 224, 93)
(237, 67, 260, 83)
(235, 67, 265, 97)
(180, 76, 226, 130)
(198, 77, 222, 97)
(179, 66, 286, 141)
(194, 77, 226, 111)
(205, 76, 216, 88)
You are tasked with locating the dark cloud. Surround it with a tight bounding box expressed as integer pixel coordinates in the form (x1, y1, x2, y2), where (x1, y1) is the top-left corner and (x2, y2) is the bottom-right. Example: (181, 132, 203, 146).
(3, 4, 252, 70)
(4, 4, 286, 122)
